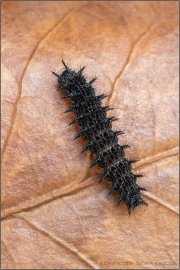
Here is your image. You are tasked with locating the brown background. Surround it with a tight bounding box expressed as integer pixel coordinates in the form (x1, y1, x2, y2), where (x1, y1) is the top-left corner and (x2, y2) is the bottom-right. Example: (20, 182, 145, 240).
(1, 1, 179, 269)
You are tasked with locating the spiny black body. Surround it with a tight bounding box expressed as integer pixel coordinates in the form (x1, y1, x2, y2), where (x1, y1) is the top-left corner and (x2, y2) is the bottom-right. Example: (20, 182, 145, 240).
(52, 60, 148, 215)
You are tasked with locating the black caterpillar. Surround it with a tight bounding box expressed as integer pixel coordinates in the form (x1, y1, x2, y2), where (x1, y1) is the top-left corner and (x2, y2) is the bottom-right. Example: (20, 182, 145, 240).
(52, 60, 148, 215)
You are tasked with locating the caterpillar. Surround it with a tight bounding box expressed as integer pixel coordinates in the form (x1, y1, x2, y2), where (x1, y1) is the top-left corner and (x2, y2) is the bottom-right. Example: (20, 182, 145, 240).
(52, 60, 148, 215)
